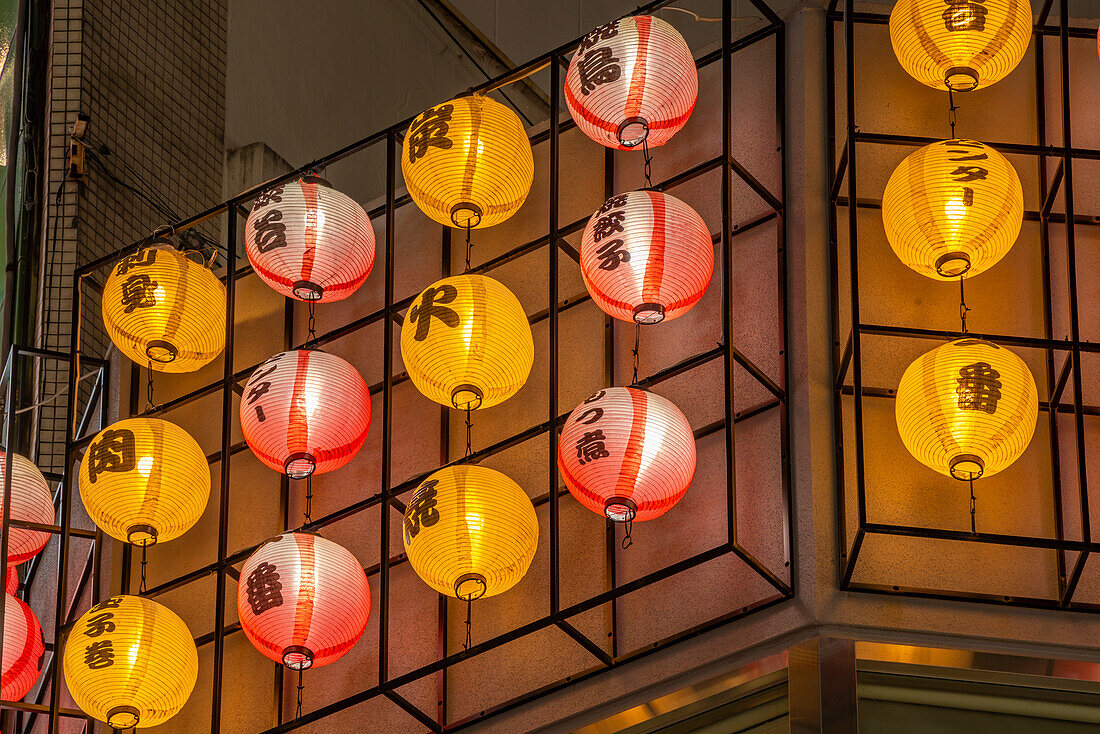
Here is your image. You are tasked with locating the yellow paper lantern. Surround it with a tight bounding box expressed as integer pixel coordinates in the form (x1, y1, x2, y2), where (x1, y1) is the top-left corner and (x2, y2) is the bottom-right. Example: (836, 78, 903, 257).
(402, 465, 538, 600)
(402, 94, 534, 229)
(63, 595, 198, 729)
(889, 0, 1033, 92)
(78, 418, 210, 546)
(882, 139, 1022, 280)
(401, 274, 533, 410)
(102, 242, 226, 373)
(896, 338, 1037, 480)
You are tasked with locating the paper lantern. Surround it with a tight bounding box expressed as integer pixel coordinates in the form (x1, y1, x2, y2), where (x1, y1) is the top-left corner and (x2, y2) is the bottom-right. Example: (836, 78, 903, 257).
(882, 139, 1022, 280)
(565, 15, 698, 149)
(402, 465, 538, 600)
(889, 0, 1032, 92)
(241, 350, 371, 478)
(896, 338, 1037, 480)
(1, 593, 43, 701)
(581, 190, 713, 324)
(402, 94, 533, 229)
(238, 532, 370, 670)
(0, 453, 54, 565)
(5, 566, 17, 595)
(63, 595, 197, 729)
(558, 387, 695, 523)
(102, 242, 226, 373)
(401, 274, 533, 410)
(245, 176, 375, 302)
(78, 418, 210, 547)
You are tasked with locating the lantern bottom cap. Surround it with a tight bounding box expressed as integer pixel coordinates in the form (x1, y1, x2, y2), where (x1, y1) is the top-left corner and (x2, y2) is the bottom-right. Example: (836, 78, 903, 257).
(632, 303, 665, 324)
(292, 280, 325, 301)
(145, 339, 178, 363)
(944, 67, 979, 92)
(285, 453, 316, 479)
(949, 453, 985, 481)
(451, 384, 484, 410)
(282, 645, 314, 670)
(605, 496, 637, 523)
(450, 202, 483, 229)
(454, 572, 487, 601)
(126, 524, 158, 547)
(107, 705, 140, 728)
(934, 251, 971, 278)
(617, 116, 650, 148)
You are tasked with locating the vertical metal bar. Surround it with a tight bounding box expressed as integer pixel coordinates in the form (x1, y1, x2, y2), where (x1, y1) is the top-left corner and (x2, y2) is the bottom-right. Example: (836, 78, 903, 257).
(721, 0, 738, 546)
(0, 349, 18, 702)
(436, 223, 451, 727)
(774, 12, 792, 585)
(379, 130, 396, 685)
(789, 637, 858, 733)
(602, 145, 618, 659)
(549, 52, 561, 615)
(274, 295, 294, 725)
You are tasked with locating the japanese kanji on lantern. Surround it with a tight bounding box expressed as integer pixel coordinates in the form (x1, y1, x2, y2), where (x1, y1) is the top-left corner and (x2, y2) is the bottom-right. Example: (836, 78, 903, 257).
(565, 15, 697, 149)
(237, 532, 370, 670)
(0, 452, 54, 565)
(882, 139, 1022, 280)
(240, 349, 371, 478)
(896, 338, 1037, 481)
(1, 592, 43, 702)
(581, 190, 713, 324)
(889, 0, 1032, 92)
(63, 595, 198, 729)
(245, 176, 376, 302)
(101, 240, 226, 373)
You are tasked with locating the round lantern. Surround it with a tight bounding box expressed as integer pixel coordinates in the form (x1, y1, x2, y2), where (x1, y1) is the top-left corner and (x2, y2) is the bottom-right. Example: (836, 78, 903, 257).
(78, 418, 210, 547)
(882, 139, 1022, 281)
(896, 338, 1037, 481)
(580, 190, 713, 324)
(238, 532, 370, 670)
(102, 242, 226, 373)
(402, 94, 533, 229)
(401, 274, 533, 410)
(245, 176, 375, 302)
(5, 566, 17, 595)
(0, 453, 54, 565)
(63, 595, 197, 729)
(889, 0, 1032, 92)
(1, 593, 42, 701)
(402, 465, 538, 601)
(240, 350, 371, 478)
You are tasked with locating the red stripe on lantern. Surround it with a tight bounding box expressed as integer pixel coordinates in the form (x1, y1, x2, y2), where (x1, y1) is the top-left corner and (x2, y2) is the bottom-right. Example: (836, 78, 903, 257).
(642, 190, 667, 306)
(624, 15, 651, 120)
(1, 593, 42, 701)
(300, 181, 320, 285)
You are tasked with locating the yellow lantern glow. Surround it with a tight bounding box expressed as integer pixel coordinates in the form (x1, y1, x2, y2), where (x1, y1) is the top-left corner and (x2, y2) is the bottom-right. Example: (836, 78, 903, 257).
(102, 242, 226, 373)
(896, 338, 1037, 480)
(882, 139, 1022, 280)
(401, 274, 533, 410)
(63, 595, 198, 729)
(78, 418, 210, 546)
(889, 0, 1033, 92)
(402, 465, 538, 600)
(402, 94, 534, 229)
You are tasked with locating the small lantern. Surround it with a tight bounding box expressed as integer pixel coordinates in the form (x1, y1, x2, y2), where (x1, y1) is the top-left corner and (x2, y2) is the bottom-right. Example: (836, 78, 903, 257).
(78, 418, 210, 547)
(402, 94, 533, 229)
(401, 274, 533, 410)
(1, 592, 43, 701)
(0, 453, 54, 565)
(240, 350, 371, 478)
(580, 190, 713, 324)
(63, 595, 197, 729)
(102, 242, 226, 373)
(238, 532, 370, 670)
(565, 15, 698, 149)
(896, 338, 1037, 480)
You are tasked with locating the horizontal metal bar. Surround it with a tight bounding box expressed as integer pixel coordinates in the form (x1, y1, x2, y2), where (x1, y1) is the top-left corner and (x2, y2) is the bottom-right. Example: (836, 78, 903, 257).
(863, 522, 1100, 553)
(825, 10, 1098, 40)
(856, 323, 1091, 353)
(855, 130, 1100, 162)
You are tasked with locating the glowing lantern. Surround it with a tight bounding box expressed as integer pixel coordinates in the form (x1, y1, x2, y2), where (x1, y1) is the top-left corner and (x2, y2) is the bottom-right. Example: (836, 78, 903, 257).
(402, 465, 538, 601)
(5, 567, 16, 595)
(889, 0, 1032, 92)
(402, 94, 533, 229)
(245, 176, 375, 302)
(1, 593, 43, 701)
(565, 15, 698, 149)
(240, 350, 371, 478)
(78, 418, 210, 547)
(896, 338, 1037, 480)
(581, 190, 713, 324)
(63, 595, 197, 729)
(401, 274, 533, 410)
(238, 532, 369, 670)
(102, 242, 226, 373)
(0, 453, 54, 565)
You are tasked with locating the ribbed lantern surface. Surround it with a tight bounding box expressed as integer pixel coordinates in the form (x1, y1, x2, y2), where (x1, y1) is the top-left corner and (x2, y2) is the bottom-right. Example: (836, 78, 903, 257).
(889, 0, 1032, 92)
(241, 350, 371, 478)
(238, 532, 370, 670)
(63, 595, 197, 729)
(401, 274, 533, 410)
(78, 418, 210, 547)
(558, 387, 695, 522)
(882, 139, 1022, 281)
(0, 453, 54, 565)
(896, 338, 1037, 480)
(1, 593, 43, 701)
(565, 15, 698, 149)
(580, 190, 713, 324)
(5, 566, 16, 595)
(245, 176, 375, 302)
(102, 243, 226, 373)
(402, 94, 533, 229)
(402, 465, 538, 601)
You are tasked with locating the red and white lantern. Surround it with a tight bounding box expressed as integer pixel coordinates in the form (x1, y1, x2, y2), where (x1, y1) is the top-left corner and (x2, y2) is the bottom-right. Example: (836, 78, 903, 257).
(0, 453, 54, 565)
(238, 532, 370, 670)
(1, 592, 43, 701)
(245, 176, 375, 302)
(565, 15, 698, 150)
(5, 567, 17, 595)
(581, 190, 713, 324)
(240, 350, 371, 479)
